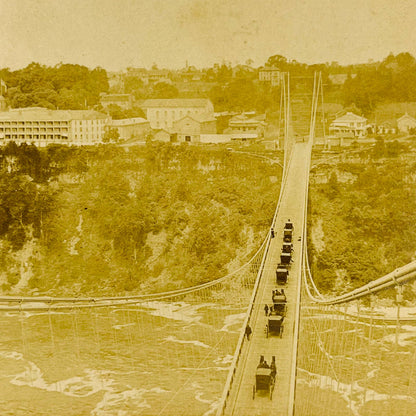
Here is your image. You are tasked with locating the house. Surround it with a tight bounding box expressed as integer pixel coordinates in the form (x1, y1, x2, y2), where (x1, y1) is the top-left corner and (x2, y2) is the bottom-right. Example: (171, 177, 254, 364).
(0, 107, 109, 146)
(377, 121, 397, 135)
(153, 129, 172, 143)
(140, 98, 214, 130)
(397, 113, 416, 133)
(111, 117, 151, 141)
(226, 114, 266, 137)
(329, 112, 367, 137)
(258, 66, 281, 87)
(172, 114, 217, 143)
(100, 93, 134, 110)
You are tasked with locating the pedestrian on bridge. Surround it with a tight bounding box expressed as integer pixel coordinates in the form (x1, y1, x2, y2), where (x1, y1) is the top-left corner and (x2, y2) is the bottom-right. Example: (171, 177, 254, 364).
(264, 304, 269, 316)
(245, 324, 252, 340)
(271, 227, 275, 238)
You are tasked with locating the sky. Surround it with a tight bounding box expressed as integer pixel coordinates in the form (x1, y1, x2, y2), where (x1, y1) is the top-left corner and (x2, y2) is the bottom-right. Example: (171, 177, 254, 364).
(1, 0, 416, 71)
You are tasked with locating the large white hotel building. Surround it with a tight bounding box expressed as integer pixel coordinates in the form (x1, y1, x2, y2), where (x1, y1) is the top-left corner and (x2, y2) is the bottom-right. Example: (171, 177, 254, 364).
(0, 107, 109, 146)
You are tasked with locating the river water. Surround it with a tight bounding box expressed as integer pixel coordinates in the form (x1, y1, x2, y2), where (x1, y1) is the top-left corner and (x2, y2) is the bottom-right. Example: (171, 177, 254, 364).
(0, 301, 245, 416)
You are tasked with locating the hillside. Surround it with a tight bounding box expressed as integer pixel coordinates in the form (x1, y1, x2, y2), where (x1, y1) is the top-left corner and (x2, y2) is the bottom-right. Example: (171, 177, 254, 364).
(308, 140, 416, 297)
(0, 142, 281, 296)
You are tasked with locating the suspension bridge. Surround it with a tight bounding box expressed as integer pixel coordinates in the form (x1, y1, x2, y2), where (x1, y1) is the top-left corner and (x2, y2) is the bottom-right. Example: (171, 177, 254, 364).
(0, 73, 415, 416)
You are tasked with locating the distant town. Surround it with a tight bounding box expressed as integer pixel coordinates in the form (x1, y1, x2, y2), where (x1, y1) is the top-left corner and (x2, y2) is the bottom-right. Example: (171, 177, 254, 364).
(1, 53, 416, 150)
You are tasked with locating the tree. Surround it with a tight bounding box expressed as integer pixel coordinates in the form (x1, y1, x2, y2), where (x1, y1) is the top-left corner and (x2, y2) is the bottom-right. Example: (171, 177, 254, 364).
(216, 64, 233, 83)
(102, 127, 120, 143)
(151, 82, 178, 98)
(326, 171, 340, 199)
(124, 75, 144, 94)
(373, 137, 385, 158)
(266, 55, 288, 70)
(2, 62, 109, 110)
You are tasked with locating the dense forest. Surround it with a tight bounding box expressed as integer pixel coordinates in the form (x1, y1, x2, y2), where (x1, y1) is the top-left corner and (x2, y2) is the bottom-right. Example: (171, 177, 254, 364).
(0, 143, 281, 295)
(342, 52, 416, 115)
(0, 63, 109, 110)
(308, 139, 416, 296)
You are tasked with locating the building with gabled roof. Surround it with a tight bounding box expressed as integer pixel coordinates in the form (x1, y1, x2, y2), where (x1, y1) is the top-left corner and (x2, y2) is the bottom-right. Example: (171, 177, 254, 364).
(226, 114, 266, 137)
(329, 112, 367, 137)
(153, 129, 172, 143)
(111, 117, 151, 141)
(140, 98, 214, 129)
(397, 113, 416, 133)
(172, 114, 217, 143)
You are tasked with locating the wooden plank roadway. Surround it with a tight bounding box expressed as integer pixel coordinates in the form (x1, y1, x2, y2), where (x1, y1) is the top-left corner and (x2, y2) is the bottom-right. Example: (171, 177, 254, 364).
(224, 142, 310, 416)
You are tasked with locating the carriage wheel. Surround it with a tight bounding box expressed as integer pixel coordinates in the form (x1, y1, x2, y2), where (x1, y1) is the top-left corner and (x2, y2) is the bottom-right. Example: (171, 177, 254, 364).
(252, 385, 255, 399)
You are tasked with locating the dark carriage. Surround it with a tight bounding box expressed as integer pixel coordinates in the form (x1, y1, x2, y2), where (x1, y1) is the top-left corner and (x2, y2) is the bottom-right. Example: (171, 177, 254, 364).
(284, 220, 294, 230)
(265, 314, 284, 338)
(283, 228, 293, 243)
(252, 367, 275, 400)
(282, 242, 293, 253)
(276, 267, 288, 284)
(280, 252, 292, 265)
(272, 291, 287, 316)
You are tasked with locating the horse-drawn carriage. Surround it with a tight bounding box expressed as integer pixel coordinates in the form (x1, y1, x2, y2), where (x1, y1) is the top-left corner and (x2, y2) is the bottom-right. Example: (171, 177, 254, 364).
(284, 220, 294, 231)
(280, 252, 292, 266)
(283, 228, 292, 243)
(276, 267, 288, 284)
(272, 290, 287, 316)
(265, 314, 284, 338)
(283, 220, 294, 243)
(253, 357, 276, 399)
(282, 242, 293, 253)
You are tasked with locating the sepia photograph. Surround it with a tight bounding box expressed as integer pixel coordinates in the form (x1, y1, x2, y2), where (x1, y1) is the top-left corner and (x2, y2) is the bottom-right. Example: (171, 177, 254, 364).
(0, 0, 416, 415)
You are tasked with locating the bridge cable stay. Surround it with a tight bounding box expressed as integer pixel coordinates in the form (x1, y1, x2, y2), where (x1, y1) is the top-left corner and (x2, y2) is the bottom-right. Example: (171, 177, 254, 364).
(293, 73, 416, 415)
(279, 71, 284, 152)
(295, 283, 416, 415)
(283, 71, 288, 172)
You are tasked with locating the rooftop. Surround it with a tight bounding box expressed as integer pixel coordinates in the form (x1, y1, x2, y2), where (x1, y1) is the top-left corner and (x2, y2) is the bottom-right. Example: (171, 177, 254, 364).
(0, 107, 108, 121)
(332, 112, 367, 123)
(140, 98, 212, 108)
(112, 117, 149, 126)
(174, 114, 216, 124)
(397, 113, 416, 122)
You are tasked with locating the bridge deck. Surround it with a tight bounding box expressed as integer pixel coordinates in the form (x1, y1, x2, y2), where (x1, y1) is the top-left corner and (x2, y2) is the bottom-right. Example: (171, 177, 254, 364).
(224, 142, 310, 416)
